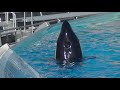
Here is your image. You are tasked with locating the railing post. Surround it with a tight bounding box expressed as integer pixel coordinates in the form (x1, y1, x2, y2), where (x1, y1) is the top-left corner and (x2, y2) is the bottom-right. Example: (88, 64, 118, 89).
(5, 12, 7, 22)
(24, 12, 26, 31)
(10, 12, 17, 42)
(6, 12, 9, 24)
(31, 12, 33, 34)
(0, 34, 1, 46)
(14, 14, 16, 30)
(0, 18, 1, 22)
(40, 12, 42, 16)
(11, 12, 16, 30)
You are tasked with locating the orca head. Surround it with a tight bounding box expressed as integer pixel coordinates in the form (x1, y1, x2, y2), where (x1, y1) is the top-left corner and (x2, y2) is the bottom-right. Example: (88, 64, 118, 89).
(58, 20, 79, 44)
(56, 20, 83, 63)
(61, 20, 73, 33)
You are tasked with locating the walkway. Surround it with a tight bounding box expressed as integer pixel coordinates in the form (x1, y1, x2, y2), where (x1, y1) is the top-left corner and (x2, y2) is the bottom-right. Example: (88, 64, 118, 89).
(17, 12, 107, 22)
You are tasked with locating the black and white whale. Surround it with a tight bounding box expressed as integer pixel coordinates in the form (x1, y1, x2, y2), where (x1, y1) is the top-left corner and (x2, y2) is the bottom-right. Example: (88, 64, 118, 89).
(56, 20, 83, 63)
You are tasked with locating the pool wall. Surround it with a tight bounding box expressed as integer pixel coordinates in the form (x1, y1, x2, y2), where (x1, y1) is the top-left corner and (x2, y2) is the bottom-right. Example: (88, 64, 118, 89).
(0, 44, 40, 78)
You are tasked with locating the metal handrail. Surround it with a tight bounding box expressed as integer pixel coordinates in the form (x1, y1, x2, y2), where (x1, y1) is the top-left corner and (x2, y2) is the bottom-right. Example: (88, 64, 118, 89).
(11, 12, 16, 30)
(0, 16, 78, 33)
(5, 12, 16, 30)
(0, 18, 62, 33)
(0, 22, 44, 32)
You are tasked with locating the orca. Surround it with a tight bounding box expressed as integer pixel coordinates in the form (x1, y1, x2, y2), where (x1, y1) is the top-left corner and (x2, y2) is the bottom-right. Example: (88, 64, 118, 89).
(56, 20, 83, 63)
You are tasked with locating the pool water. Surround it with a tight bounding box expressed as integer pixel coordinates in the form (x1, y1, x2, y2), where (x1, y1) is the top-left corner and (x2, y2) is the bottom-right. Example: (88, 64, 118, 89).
(13, 12, 120, 78)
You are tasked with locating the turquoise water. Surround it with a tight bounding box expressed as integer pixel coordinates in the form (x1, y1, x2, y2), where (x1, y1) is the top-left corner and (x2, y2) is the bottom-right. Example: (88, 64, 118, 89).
(13, 12, 120, 78)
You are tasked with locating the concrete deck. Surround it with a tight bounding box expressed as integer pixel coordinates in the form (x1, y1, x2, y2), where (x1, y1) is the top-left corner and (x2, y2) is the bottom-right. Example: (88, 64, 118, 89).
(17, 12, 107, 22)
